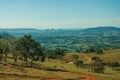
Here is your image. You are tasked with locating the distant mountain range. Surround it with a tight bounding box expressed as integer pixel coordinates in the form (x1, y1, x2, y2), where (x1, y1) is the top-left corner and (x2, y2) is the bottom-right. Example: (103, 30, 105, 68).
(85, 26, 120, 32)
(0, 26, 120, 37)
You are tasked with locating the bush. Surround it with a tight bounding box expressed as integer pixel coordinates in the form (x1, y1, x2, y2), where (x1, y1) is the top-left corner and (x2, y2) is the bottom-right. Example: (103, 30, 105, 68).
(95, 49, 104, 55)
(92, 56, 102, 62)
(74, 60, 83, 67)
(108, 62, 120, 69)
(94, 67, 104, 73)
(72, 54, 79, 60)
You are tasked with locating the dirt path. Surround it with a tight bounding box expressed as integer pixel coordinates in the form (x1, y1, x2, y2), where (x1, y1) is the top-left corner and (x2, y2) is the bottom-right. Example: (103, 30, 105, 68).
(0, 71, 95, 80)
(61, 71, 95, 80)
(0, 73, 61, 80)
(83, 54, 92, 64)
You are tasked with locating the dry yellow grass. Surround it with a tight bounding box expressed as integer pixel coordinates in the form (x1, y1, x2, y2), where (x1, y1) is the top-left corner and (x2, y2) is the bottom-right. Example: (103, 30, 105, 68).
(0, 49, 120, 80)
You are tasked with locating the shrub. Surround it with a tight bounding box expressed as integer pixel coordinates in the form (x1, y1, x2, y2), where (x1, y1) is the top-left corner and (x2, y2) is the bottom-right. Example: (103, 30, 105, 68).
(74, 60, 83, 67)
(92, 56, 102, 62)
(95, 49, 104, 54)
(72, 54, 79, 60)
(94, 67, 104, 73)
(108, 62, 120, 69)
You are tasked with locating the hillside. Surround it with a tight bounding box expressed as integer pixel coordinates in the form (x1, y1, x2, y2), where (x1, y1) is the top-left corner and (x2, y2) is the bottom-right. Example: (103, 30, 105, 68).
(85, 26, 120, 32)
(0, 26, 120, 52)
(0, 32, 120, 80)
(0, 49, 120, 80)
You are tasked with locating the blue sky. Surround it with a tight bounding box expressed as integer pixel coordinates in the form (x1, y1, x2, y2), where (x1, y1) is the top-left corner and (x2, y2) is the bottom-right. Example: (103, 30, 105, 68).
(0, 0, 120, 29)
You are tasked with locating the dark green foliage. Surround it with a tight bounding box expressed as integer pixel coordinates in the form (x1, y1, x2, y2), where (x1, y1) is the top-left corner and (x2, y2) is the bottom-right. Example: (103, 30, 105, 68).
(54, 48, 64, 56)
(108, 62, 120, 69)
(96, 49, 104, 54)
(89, 62, 105, 73)
(74, 60, 83, 67)
(44, 50, 55, 59)
(92, 56, 102, 62)
(54, 48, 64, 59)
(14, 35, 44, 66)
(41, 56, 45, 62)
(72, 54, 79, 60)
(0, 37, 10, 62)
(45, 48, 64, 59)
(84, 48, 95, 53)
(93, 67, 104, 73)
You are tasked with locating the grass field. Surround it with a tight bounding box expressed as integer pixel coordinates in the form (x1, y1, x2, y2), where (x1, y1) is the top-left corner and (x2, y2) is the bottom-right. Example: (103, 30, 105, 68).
(0, 49, 120, 80)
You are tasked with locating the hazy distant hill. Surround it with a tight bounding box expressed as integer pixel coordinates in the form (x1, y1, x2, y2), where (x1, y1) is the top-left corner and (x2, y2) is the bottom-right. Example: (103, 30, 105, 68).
(0, 26, 119, 36)
(0, 26, 120, 52)
(85, 26, 120, 31)
(0, 28, 41, 37)
(0, 31, 12, 38)
(85, 26, 120, 33)
(83, 26, 120, 35)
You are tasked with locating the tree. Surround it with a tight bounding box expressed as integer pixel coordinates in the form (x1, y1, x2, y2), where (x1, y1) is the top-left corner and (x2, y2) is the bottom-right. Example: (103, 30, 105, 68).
(3, 44, 9, 62)
(15, 35, 45, 66)
(0, 37, 10, 62)
(54, 48, 64, 59)
(45, 48, 64, 59)
(44, 50, 54, 59)
(16, 35, 34, 65)
(13, 39, 22, 64)
(0, 48, 3, 61)
(29, 42, 44, 67)
(89, 62, 105, 73)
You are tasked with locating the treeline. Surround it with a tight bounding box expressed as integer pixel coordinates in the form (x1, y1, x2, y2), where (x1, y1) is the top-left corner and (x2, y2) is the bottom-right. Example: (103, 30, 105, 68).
(0, 35, 64, 67)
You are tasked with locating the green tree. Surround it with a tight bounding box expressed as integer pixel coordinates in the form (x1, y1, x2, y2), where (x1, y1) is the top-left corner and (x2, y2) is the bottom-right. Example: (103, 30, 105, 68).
(29, 42, 44, 67)
(16, 35, 33, 65)
(89, 62, 105, 73)
(45, 48, 64, 59)
(0, 45, 3, 61)
(15, 35, 45, 66)
(0, 37, 10, 62)
(54, 48, 64, 59)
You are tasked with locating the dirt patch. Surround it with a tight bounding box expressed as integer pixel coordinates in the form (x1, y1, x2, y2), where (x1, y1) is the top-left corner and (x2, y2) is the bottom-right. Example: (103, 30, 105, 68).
(60, 71, 95, 80)
(0, 70, 95, 80)
(0, 73, 61, 80)
(83, 54, 92, 64)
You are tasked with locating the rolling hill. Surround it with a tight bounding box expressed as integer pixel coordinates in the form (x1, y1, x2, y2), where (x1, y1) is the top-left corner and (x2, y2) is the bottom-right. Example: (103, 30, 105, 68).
(0, 26, 120, 52)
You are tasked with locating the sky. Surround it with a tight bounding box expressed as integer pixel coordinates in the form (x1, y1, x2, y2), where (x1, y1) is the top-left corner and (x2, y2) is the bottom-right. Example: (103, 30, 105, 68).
(0, 0, 120, 29)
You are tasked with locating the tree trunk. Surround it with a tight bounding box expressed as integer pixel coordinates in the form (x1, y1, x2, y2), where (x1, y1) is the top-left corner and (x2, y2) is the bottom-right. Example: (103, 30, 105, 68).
(0, 54, 2, 61)
(14, 52, 18, 64)
(31, 59, 33, 67)
(25, 51, 28, 66)
(21, 57, 24, 66)
(4, 52, 8, 62)
(25, 57, 27, 65)
(1, 53, 3, 60)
